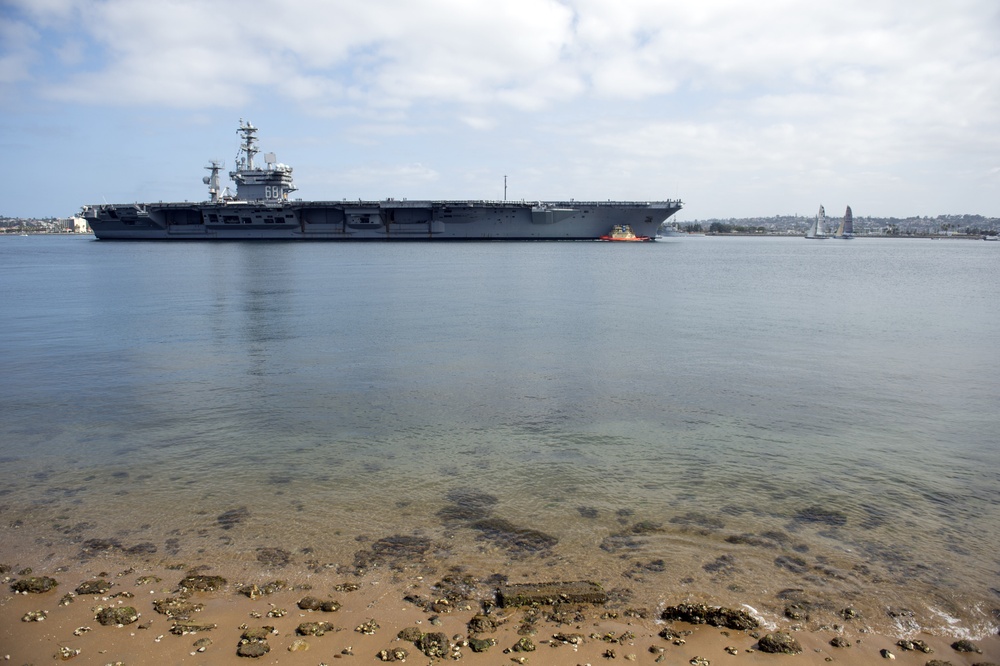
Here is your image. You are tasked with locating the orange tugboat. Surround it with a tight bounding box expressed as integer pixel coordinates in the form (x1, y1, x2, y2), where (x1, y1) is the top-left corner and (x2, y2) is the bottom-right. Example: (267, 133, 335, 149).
(599, 224, 653, 242)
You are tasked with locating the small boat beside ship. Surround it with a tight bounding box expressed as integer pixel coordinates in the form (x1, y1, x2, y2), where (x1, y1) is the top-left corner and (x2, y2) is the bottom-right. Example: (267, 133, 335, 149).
(81, 120, 682, 241)
(599, 224, 653, 242)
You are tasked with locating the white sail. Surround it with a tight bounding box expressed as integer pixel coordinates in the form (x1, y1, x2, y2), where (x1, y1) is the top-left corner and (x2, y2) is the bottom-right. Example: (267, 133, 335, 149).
(805, 205, 827, 239)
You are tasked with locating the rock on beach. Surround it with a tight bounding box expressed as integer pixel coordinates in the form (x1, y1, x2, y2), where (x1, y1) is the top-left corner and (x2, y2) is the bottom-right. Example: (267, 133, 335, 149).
(11, 576, 58, 593)
(660, 603, 760, 631)
(95, 606, 139, 626)
(757, 631, 804, 654)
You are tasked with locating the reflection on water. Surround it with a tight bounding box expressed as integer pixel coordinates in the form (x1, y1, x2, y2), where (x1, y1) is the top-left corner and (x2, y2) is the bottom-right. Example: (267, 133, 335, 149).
(1, 236, 998, 637)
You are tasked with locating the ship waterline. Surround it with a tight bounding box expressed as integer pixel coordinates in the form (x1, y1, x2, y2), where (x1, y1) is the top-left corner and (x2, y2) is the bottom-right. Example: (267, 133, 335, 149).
(81, 120, 681, 240)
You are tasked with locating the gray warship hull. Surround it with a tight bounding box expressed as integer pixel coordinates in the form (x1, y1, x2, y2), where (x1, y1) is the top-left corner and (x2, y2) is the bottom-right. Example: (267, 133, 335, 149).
(82, 199, 681, 240)
(80, 120, 681, 240)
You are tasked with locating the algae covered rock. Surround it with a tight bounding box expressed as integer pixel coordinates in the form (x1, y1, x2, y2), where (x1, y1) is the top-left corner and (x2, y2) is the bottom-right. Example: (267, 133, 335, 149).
(794, 505, 848, 526)
(468, 637, 495, 653)
(237, 642, 270, 658)
(75, 579, 112, 595)
(471, 518, 558, 555)
(896, 639, 932, 653)
(12, 576, 58, 593)
(153, 597, 204, 618)
(255, 547, 291, 567)
(96, 606, 139, 626)
(79, 537, 121, 556)
(237, 626, 273, 658)
(951, 639, 982, 653)
(353, 534, 434, 572)
(467, 613, 498, 634)
(553, 632, 585, 645)
(297, 595, 341, 611)
(125, 541, 157, 555)
(758, 631, 803, 654)
(177, 574, 227, 592)
(370, 534, 433, 557)
(237, 581, 286, 598)
(217, 506, 250, 529)
(660, 603, 759, 631)
(512, 637, 536, 652)
(398, 626, 424, 642)
(415, 632, 450, 658)
(241, 626, 274, 641)
(296, 621, 336, 636)
(784, 603, 809, 620)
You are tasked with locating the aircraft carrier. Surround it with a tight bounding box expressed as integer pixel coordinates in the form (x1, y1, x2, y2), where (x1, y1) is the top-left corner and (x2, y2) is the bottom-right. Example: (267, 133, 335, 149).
(81, 120, 682, 241)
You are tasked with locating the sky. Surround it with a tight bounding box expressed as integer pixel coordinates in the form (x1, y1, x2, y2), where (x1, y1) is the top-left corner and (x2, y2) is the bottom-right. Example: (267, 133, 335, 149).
(1, 0, 998, 221)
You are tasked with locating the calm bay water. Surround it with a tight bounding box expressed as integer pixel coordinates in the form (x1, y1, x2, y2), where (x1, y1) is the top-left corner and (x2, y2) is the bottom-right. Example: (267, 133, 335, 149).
(2, 235, 998, 636)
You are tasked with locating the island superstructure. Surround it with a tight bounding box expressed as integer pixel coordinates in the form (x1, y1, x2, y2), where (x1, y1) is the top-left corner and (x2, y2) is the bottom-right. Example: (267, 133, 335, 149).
(81, 120, 682, 241)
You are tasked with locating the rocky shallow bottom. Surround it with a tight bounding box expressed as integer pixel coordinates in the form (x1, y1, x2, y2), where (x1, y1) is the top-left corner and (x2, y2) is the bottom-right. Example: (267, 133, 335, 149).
(2, 549, 998, 666)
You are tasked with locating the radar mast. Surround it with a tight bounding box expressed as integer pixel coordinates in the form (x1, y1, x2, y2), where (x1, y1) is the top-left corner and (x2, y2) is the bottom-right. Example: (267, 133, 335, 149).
(236, 119, 259, 170)
(203, 160, 223, 202)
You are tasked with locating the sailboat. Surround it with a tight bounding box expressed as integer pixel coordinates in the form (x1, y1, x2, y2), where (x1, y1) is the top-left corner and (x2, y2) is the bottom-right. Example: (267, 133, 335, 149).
(805, 205, 828, 239)
(834, 206, 854, 238)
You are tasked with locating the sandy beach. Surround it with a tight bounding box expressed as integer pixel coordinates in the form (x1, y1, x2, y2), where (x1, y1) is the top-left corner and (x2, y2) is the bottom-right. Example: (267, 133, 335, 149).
(3, 549, 997, 666)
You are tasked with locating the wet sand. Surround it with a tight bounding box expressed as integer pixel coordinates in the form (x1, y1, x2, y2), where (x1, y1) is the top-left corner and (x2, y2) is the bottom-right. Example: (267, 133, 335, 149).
(2, 550, 997, 666)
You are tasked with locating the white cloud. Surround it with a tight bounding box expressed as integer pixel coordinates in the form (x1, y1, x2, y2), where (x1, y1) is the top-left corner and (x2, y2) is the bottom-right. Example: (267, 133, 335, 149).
(337, 163, 440, 190)
(460, 115, 497, 131)
(0, 20, 37, 85)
